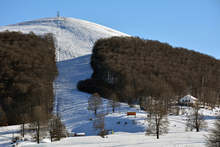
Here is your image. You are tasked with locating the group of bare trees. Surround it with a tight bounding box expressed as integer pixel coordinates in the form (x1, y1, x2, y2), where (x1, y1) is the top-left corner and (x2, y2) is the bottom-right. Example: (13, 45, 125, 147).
(88, 93, 120, 137)
(88, 93, 120, 116)
(17, 106, 67, 144)
(88, 93, 106, 137)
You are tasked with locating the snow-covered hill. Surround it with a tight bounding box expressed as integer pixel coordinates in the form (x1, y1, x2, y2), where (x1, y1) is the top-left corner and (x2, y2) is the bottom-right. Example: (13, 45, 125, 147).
(0, 17, 219, 147)
(0, 17, 128, 61)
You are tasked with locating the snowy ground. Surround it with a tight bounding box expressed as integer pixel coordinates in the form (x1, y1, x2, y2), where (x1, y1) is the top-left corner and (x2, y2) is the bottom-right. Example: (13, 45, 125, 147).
(0, 125, 20, 147)
(19, 132, 209, 147)
(0, 55, 218, 147)
(18, 115, 215, 147)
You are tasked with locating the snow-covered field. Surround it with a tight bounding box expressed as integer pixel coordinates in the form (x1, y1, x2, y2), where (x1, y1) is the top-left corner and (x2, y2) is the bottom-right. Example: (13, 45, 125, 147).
(0, 125, 20, 147)
(19, 131, 209, 147)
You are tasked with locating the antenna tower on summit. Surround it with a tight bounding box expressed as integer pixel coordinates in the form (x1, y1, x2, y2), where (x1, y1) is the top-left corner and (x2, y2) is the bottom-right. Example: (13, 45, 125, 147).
(57, 11, 60, 18)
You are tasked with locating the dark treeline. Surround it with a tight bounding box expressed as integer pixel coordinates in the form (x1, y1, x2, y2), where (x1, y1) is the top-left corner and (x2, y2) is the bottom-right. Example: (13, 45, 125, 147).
(0, 31, 57, 125)
(78, 37, 220, 106)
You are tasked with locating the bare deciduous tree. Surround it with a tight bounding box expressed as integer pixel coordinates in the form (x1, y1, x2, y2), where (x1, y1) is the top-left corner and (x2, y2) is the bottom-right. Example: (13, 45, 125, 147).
(185, 103, 207, 132)
(93, 105, 108, 138)
(88, 93, 102, 116)
(93, 113, 105, 136)
(145, 98, 169, 139)
(108, 93, 120, 113)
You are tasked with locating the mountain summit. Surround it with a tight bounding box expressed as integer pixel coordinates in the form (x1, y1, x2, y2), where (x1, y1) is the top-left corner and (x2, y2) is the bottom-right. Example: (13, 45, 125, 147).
(0, 17, 128, 61)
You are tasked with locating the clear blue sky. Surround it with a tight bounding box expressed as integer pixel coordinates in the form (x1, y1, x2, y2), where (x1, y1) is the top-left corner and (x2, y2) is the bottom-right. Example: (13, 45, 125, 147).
(1, 0, 220, 59)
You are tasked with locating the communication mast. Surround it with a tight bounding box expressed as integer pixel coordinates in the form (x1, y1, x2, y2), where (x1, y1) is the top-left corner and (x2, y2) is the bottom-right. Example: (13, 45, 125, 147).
(55, 11, 62, 117)
(57, 11, 60, 18)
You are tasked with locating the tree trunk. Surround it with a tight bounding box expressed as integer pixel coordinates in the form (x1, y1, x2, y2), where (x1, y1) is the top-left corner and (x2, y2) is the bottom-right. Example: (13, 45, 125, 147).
(37, 121, 40, 144)
(156, 125, 159, 139)
(156, 129, 159, 139)
(50, 132, 53, 142)
(196, 127, 199, 132)
(22, 123, 24, 137)
(195, 114, 199, 132)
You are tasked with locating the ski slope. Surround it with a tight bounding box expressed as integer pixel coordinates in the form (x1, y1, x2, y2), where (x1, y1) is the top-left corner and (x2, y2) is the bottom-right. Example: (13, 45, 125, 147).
(53, 55, 146, 135)
(0, 17, 128, 61)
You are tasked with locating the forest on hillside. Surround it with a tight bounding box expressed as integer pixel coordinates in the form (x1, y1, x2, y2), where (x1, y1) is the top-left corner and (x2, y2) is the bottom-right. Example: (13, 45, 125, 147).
(78, 37, 220, 106)
(0, 31, 57, 125)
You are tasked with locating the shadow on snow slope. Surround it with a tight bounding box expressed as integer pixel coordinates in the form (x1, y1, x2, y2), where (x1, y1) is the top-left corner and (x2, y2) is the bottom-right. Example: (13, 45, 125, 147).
(54, 55, 145, 136)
